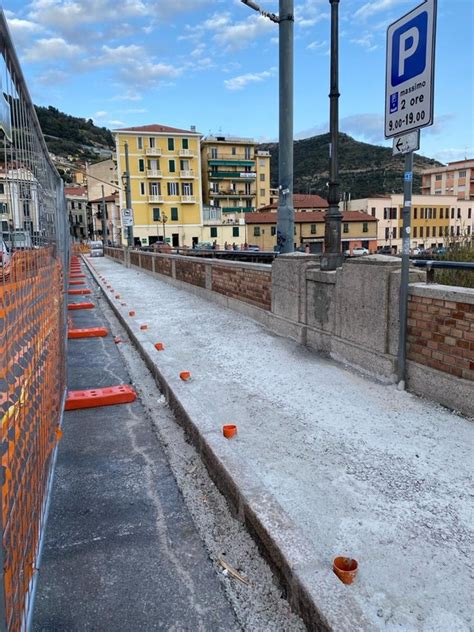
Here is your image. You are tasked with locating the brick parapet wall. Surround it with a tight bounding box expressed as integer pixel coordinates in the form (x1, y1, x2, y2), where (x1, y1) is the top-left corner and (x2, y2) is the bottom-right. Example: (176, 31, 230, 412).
(104, 248, 272, 311)
(175, 259, 206, 288)
(211, 265, 271, 310)
(407, 285, 474, 381)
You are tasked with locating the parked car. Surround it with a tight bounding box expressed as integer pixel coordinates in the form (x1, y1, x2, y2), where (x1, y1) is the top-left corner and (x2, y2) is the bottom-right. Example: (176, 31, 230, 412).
(378, 246, 394, 256)
(345, 247, 369, 257)
(89, 240, 104, 257)
(0, 239, 10, 267)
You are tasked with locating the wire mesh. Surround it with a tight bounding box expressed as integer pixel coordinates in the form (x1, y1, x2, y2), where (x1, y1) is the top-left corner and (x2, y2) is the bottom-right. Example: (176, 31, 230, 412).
(0, 11, 68, 631)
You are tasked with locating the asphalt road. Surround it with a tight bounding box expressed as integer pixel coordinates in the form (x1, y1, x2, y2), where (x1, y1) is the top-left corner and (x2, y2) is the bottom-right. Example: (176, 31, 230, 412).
(32, 268, 240, 631)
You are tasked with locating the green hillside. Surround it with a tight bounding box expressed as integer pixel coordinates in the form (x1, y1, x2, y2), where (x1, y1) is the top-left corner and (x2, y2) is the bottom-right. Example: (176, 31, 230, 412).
(34, 105, 114, 161)
(259, 132, 442, 199)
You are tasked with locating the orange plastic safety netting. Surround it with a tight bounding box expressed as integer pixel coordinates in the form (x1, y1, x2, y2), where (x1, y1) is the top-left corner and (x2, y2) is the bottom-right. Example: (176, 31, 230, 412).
(0, 248, 66, 631)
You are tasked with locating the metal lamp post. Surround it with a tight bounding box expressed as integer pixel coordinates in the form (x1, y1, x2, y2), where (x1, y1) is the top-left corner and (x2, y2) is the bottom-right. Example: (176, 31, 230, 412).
(321, 0, 343, 270)
(241, 0, 294, 253)
(162, 212, 168, 243)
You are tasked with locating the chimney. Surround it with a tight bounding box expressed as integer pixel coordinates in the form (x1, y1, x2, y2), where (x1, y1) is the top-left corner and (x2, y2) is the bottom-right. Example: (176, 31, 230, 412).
(190, 125, 196, 132)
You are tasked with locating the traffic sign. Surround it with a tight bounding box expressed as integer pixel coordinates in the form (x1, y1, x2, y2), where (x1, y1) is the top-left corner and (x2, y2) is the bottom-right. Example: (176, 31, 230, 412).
(121, 208, 133, 227)
(385, 0, 437, 138)
(392, 130, 420, 155)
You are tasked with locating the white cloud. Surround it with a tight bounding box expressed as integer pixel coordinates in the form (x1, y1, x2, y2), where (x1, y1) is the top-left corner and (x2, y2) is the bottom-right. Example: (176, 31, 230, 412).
(110, 91, 143, 102)
(6, 17, 45, 47)
(307, 40, 327, 51)
(186, 12, 275, 51)
(36, 69, 68, 85)
(215, 14, 275, 50)
(224, 67, 276, 91)
(23, 37, 82, 62)
(350, 33, 378, 52)
(355, 0, 410, 20)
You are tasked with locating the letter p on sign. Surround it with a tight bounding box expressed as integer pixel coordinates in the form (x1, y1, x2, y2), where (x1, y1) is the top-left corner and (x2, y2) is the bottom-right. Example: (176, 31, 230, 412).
(391, 12, 427, 86)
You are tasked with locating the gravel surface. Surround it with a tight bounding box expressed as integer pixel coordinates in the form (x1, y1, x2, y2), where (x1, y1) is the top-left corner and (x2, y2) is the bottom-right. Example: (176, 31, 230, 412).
(98, 292, 307, 632)
(93, 257, 474, 632)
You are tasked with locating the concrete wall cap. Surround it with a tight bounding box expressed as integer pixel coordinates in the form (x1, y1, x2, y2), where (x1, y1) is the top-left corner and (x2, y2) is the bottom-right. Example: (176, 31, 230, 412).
(409, 283, 474, 304)
(306, 269, 337, 284)
(345, 255, 401, 266)
(277, 252, 321, 260)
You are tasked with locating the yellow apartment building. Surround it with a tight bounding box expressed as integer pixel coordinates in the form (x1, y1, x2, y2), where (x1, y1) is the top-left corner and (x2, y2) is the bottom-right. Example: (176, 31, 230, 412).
(421, 158, 474, 200)
(348, 194, 473, 252)
(245, 211, 378, 253)
(201, 135, 271, 221)
(114, 124, 203, 247)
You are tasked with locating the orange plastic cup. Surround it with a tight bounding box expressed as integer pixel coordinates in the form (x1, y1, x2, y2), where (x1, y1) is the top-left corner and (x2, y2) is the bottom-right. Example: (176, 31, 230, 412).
(155, 343, 165, 351)
(180, 371, 191, 381)
(333, 557, 358, 585)
(223, 425, 237, 439)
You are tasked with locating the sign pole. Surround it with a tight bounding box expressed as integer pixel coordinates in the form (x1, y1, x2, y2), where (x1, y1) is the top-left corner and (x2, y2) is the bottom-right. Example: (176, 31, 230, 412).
(124, 142, 134, 248)
(397, 150, 413, 388)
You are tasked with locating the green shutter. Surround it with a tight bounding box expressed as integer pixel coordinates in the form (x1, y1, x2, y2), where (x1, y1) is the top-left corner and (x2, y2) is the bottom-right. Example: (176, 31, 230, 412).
(171, 207, 178, 221)
(168, 138, 174, 151)
(138, 159, 144, 172)
(169, 160, 175, 173)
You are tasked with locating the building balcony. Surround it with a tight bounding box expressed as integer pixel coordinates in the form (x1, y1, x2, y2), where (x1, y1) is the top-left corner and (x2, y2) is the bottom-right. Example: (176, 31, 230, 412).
(181, 195, 195, 203)
(179, 149, 194, 158)
(148, 195, 164, 203)
(146, 148, 162, 156)
(210, 191, 253, 198)
(222, 207, 254, 213)
(203, 206, 222, 224)
(146, 170, 163, 178)
(180, 170, 195, 178)
(209, 171, 256, 179)
(208, 159, 255, 167)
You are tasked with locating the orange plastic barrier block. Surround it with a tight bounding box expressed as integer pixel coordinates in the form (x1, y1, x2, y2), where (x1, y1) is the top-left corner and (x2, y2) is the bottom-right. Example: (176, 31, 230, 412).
(67, 302, 95, 310)
(65, 385, 137, 410)
(69, 280, 85, 286)
(68, 327, 108, 339)
(68, 288, 92, 295)
(70, 274, 86, 278)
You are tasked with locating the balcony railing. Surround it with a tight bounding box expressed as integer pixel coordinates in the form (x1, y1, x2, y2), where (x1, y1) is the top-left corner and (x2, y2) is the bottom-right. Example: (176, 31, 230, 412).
(146, 169, 163, 178)
(210, 171, 256, 179)
(179, 149, 194, 157)
(181, 195, 195, 203)
(210, 191, 253, 198)
(203, 206, 222, 224)
(148, 195, 164, 203)
(146, 148, 162, 156)
(180, 170, 195, 178)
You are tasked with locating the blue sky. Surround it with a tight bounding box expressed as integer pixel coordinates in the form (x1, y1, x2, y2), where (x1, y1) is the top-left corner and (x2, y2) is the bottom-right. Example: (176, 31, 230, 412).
(2, 0, 473, 163)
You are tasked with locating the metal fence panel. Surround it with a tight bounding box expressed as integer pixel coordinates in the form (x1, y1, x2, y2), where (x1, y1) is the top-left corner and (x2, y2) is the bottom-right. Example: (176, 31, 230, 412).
(0, 11, 68, 631)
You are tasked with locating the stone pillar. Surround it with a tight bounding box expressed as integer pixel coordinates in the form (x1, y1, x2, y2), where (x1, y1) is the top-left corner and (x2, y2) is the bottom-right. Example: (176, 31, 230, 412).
(271, 252, 321, 323)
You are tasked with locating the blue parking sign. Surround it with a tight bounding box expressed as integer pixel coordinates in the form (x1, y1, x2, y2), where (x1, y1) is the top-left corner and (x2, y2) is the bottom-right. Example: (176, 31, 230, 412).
(391, 12, 428, 86)
(385, 0, 436, 138)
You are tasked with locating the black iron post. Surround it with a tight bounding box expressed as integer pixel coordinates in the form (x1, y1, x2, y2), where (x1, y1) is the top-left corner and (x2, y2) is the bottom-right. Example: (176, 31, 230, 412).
(321, 0, 343, 270)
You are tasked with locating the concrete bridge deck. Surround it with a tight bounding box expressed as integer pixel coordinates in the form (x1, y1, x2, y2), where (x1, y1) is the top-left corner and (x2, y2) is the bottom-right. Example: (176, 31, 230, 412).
(88, 255, 473, 631)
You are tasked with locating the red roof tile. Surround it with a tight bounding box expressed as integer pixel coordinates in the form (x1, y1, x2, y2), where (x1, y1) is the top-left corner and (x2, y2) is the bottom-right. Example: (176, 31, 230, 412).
(258, 193, 328, 211)
(65, 186, 87, 196)
(114, 124, 200, 135)
(89, 193, 118, 204)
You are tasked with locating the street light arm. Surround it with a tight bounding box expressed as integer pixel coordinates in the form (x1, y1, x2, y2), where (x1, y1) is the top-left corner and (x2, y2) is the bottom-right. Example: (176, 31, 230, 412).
(240, 0, 279, 23)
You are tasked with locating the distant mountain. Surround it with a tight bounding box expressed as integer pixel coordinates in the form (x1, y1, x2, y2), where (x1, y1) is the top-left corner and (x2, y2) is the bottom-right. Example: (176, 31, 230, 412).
(34, 105, 114, 163)
(259, 132, 442, 200)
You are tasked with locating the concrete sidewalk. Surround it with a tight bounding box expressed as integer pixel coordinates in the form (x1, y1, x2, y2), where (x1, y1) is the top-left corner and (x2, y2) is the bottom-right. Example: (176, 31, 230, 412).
(33, 264, 240, 631)
(89, 255, 473, 632)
